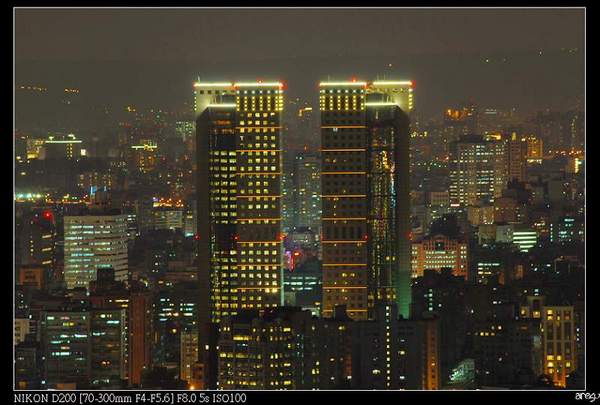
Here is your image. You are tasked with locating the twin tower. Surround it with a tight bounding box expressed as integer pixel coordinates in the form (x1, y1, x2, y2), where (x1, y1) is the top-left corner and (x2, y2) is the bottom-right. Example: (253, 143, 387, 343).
(195, 79, 413, 332)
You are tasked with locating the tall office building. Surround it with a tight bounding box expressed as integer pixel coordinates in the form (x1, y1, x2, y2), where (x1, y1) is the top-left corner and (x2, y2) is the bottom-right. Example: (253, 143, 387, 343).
(196, 81, 284, 387)
(88, 269, 152, 388)
(63, 210, 129, 289)
(293, 153, 321, 232)
(507, 132, 528, 183)
(319, 79, 412, 320)
(449, 134, 507, 207)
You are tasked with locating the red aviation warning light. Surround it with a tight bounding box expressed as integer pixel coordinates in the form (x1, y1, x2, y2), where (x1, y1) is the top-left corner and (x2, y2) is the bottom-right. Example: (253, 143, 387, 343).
(42, 210, 54, 221)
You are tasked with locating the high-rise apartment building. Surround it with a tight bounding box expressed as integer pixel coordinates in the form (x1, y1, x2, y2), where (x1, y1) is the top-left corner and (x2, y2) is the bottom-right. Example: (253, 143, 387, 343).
(218, 309, 309, 389)
(449, 134, 507, 207)
(87, 268, 152, 388)
(40, 310, 91, 389)
(541, 306, 577, 388)
(63, 210, 129, 289)
(180, 329, 199, 384)
(90, 308, 127, 388)
(319, 79, 412, 320)
(127, 288, 153, 387)
(196, 81, 284, 388)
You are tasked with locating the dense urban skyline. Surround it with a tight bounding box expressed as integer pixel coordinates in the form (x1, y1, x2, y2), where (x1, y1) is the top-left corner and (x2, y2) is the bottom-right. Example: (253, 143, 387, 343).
(14, 7, 585, 393)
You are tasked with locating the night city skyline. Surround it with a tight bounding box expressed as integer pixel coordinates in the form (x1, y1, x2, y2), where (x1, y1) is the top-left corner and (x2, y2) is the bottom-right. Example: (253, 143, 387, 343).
(13, 6, 585, 396)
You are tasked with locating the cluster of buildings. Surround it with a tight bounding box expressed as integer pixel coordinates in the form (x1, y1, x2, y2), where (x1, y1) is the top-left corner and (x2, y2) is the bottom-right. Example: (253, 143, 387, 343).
(14, 77, 584, 390)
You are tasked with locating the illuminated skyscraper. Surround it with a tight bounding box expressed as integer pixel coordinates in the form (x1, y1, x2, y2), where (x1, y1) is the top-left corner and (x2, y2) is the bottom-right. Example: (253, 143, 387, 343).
(196, 81, 284, 387)
(449, 135, 507, 207)
(319, 79, 412, 320)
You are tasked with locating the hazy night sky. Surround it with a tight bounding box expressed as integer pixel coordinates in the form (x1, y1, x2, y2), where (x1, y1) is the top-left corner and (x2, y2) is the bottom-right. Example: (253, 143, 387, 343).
(16, 8, 584, 60)
(15, 8, 585, 131)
